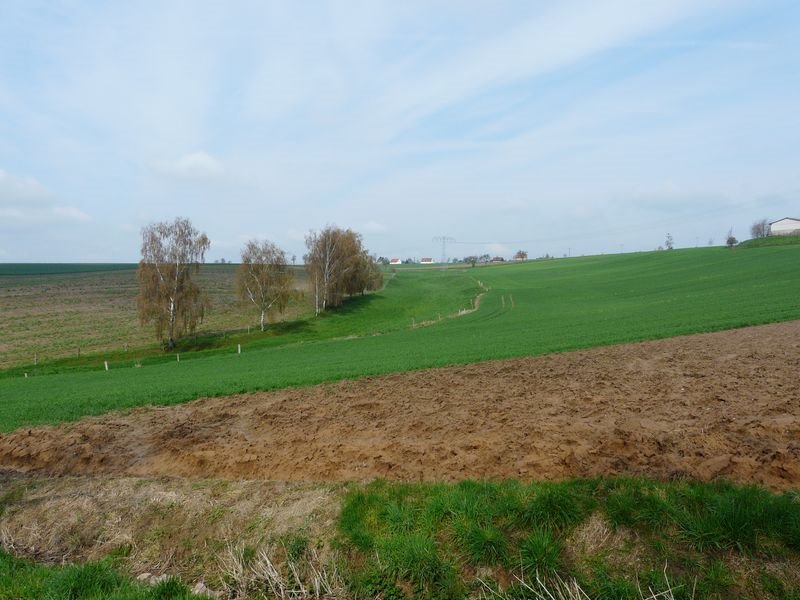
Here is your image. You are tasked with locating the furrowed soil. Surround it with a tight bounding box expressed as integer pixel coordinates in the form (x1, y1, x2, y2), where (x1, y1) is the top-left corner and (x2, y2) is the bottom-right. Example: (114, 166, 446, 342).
(1, 321, 799, 490)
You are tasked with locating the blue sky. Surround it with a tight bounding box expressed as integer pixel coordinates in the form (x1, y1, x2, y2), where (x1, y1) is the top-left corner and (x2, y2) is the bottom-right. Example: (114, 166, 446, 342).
(0, 1, 798, 262)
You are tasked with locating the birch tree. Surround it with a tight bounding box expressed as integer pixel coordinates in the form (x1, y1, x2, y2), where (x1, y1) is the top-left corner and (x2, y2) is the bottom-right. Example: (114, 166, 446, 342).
(137, 217, 210, 350)
(236, 239, 294, 331)
(304, 226, 382, 315)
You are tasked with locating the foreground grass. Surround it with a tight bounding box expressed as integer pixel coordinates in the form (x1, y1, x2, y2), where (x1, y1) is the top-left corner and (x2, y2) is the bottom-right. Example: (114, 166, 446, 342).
(0, 551, 199, 599)
(339, 478, 800, 599)
(1, 246, 799, 431)
(2, 477, 799, 599)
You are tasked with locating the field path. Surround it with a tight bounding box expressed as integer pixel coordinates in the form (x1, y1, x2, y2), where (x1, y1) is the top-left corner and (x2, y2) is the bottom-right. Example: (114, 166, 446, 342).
(1, 321, 799, 489)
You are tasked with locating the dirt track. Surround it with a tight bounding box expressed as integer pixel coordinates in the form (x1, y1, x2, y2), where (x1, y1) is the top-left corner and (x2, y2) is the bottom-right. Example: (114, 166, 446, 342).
(1, 322, 799, 489)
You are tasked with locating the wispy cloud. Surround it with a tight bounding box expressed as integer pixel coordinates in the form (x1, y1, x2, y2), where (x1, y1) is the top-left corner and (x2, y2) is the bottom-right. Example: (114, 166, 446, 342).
(0, 0, 797, 260)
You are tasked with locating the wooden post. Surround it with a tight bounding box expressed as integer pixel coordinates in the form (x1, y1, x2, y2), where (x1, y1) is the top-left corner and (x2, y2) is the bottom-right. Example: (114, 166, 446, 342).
(177, 353, 180, 362)
(24, 373, 28, 378)
(34, 353, 38, 365)
(237, 344, 241, 354)
(104, 361, 109, 371)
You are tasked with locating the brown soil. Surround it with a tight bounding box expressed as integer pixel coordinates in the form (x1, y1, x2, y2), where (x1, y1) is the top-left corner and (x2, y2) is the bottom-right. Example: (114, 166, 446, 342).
(1, 321, 799, 489)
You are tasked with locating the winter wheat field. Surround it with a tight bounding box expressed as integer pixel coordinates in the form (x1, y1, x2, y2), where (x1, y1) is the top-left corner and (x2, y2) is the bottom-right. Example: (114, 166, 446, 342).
(2, 246, 800, 598)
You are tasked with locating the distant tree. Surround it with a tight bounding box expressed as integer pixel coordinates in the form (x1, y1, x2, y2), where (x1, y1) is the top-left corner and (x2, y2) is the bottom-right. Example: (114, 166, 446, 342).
(726, 228, 738, 248)
(665, 233, 674, 250)
(514, 250, 528, 260)
(750, 218, 770, 239)
(464, 255, 478, 268)
(708, 238, 714, 246)
(237, 239, 295, 331)
(291, 254, 297, 265)
(137, 217, 210, 351)
(304, 226, 382, 315)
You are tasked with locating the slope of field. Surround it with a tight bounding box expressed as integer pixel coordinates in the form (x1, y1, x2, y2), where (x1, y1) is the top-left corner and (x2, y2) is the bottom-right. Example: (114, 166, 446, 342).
(2, 321, 798, 490)
(0, 264, 311, 369)
(0, 265, 475, 372)
(738, 233, 800, 248)
(1, 246, 799, 431)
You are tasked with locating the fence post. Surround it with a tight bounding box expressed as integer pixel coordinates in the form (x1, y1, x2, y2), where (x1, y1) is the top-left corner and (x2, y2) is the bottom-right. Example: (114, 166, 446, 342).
(238, 344, 241, 354)
(104, 361, 109, 371)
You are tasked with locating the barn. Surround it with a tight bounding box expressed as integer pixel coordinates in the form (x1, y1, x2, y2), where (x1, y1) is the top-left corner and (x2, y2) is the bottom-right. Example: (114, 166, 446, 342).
(769, 217, 800, 236)
(420, 257, 434, 264)
(389, 258, 401, 265)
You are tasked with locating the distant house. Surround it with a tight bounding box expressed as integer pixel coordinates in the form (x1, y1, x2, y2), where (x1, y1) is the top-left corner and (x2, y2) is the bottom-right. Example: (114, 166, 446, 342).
(389, 258, 401, 265)
(769, 217, 800, 236)
(491, 256, 505, 263)
(420, 257, 434, 264)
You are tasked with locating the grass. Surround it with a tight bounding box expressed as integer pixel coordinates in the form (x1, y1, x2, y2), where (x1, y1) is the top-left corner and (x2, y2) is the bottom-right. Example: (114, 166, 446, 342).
(738, 234, 800, 248)
(0, 550, 199, 599)
(337, 478, 800, 599)
(1, 245, 799, 431)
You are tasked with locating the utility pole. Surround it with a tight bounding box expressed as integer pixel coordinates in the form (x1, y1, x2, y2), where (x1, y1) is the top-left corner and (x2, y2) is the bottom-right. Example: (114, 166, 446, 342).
(432, 236, 454, 266)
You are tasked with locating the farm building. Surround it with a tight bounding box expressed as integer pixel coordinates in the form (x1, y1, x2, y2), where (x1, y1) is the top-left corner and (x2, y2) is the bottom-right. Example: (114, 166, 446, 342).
(420, 257, 434, 264)
(389, 258, 401, 265)
(769, 217, 800, 236)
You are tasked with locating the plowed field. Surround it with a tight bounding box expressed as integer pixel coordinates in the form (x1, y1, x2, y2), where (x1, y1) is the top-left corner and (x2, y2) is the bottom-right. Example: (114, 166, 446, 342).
(1, 321, 798, 489)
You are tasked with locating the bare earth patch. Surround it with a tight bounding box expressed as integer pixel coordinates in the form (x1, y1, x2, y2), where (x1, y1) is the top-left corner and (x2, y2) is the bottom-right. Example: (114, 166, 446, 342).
(1, 321, 799, 489)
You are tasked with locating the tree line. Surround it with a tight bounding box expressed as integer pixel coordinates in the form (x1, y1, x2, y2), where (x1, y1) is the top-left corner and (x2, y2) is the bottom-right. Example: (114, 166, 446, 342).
(137, 218, 383, 349)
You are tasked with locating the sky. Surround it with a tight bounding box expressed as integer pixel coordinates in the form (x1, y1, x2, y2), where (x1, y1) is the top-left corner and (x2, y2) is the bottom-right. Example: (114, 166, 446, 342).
(0, 1, 798, 263)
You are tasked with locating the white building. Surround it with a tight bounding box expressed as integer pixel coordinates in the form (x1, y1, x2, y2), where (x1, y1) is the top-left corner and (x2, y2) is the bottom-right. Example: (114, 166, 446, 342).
(769, 217, 800, 236)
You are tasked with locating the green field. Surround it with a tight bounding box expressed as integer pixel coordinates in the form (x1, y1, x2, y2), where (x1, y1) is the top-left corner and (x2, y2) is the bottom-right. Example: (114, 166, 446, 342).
(0, 263, 138, 276)
(1, 246, 798, 432)
(738, 234, 800, 248)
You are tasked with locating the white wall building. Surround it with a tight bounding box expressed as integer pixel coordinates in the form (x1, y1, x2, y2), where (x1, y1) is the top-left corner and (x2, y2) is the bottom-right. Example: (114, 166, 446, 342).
(769, 217, 800, 236)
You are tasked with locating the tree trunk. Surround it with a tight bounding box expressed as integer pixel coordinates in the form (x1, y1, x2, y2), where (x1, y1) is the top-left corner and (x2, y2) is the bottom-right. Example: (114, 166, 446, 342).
(168, 337, 175, 351)
(260, 309, 265, 332)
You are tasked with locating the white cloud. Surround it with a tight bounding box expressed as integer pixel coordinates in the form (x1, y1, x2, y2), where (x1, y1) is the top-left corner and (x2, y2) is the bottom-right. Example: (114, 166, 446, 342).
(0, 169, 90, 226)
(155, 151, 224, 180)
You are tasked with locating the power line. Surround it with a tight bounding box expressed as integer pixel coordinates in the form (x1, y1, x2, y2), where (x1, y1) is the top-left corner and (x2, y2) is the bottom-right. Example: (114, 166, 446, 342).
(432, 235, 455, 264)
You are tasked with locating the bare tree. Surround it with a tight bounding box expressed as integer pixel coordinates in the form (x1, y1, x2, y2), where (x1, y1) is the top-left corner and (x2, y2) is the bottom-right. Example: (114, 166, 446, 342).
(137, 217, 211, 350)
(304, 226, 382, 315)
(665, 233, 674, 250)
(513, 250, 528, 260)
(237, 240, 295, 331)
(750, 218, 770, 239)
(726, 228, 738, 248)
